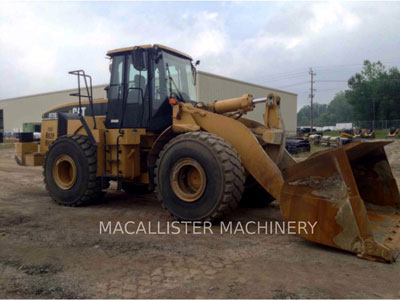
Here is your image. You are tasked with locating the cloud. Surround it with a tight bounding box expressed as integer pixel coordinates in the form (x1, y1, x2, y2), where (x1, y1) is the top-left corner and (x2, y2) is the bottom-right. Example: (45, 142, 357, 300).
(309, 2, 361, 33)
(0, 1, 399, 112)
(0, 3, 118, 95)
(0, 2, 231, 98)
(187, 12, 227, 57)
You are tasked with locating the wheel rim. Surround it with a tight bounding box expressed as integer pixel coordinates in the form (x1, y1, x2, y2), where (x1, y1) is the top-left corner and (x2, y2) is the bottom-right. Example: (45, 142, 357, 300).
(170, 158, 206, 202)
(53, 154, 77, 190)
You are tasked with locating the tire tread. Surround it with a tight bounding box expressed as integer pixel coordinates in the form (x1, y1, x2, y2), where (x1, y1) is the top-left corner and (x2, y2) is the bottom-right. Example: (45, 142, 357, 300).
(155, 131, 245, 222)
(43, 134, 101, 206)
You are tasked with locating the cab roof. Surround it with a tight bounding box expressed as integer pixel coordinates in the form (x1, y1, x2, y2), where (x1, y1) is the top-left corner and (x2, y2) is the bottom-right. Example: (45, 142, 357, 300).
(106, 44, 192, 60)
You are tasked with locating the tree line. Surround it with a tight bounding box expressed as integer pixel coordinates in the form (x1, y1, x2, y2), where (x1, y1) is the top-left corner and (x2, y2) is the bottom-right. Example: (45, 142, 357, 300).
(297, 61, 400, 127)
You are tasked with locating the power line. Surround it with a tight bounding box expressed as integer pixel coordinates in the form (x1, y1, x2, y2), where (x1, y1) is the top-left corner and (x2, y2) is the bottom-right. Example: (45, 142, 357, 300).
(276, 81, 309, 88)
(310, 87, 340, 93)
(258, 68, 307, 78)
(317, 80, 348, 83)
(255, 68, 309, 81)
(313, 60, 400, 70)
(297, 87, 341, 94)
(257, 60, 400, 84)
(258, 72, 308, 83)
(279, 76, 400, 93)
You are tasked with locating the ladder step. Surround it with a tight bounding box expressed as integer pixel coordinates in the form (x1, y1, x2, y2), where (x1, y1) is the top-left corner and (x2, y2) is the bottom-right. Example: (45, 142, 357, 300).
(106, 159, 118, 163)
(105, 150, 121, 154)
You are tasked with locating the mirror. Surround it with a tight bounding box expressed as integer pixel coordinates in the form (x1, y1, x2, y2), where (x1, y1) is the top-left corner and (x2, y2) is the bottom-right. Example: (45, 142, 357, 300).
(104, 85, 110, 98)
(191, 61, 198, 85)
(132, 48, 147, 71)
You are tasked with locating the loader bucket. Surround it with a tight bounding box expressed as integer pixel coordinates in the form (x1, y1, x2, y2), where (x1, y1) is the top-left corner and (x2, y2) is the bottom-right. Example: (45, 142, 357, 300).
(280, 141, 400, 262)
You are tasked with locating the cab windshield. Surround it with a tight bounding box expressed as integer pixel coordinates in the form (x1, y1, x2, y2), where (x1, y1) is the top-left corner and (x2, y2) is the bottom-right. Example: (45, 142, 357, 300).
(163, 52, 197, 102)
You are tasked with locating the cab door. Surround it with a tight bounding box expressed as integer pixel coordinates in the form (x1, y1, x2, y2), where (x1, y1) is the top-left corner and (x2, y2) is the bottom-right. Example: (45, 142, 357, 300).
(105, 53, 149, 129)
(105, 54, 125, 128)
(123, 54, 149, 128)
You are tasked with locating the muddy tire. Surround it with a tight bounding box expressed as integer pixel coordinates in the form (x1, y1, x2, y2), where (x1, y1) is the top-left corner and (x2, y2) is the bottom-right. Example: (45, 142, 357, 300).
(240, 175, 275, 208)
(43, 135, 102, 206)
(155, 132, 245, 222)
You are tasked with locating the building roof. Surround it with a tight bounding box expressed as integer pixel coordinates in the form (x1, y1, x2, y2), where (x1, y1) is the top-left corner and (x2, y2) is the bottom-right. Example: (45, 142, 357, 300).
(106, 44, 192, 60)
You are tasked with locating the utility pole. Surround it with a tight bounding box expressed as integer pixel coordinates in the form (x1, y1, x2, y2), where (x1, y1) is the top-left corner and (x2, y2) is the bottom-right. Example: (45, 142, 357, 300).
(372, 97, 375, 129)
(309, 68, 316, 132)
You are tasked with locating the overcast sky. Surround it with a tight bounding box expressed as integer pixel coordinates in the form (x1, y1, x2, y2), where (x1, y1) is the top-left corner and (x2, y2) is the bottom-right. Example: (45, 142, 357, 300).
(1, 1, 400, 110)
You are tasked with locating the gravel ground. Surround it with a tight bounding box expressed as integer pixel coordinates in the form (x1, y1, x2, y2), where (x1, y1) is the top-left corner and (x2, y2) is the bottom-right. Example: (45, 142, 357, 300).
(0, 140, 400, 298)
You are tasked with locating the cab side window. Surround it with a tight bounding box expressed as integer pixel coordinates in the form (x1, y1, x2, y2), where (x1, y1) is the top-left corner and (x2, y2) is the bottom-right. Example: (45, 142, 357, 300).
(153, 67, 162, 110)
(126, 55, 148, 104)
(109, 55, 124, 100)
(152, 59, 167, 113)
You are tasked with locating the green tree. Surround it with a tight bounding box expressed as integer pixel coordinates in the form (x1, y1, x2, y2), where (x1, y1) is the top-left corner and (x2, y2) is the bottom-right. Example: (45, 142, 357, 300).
(346, 60, 400, 123)
(326, 91, 353, 123)
(297, 60, 400, 127)
(297, 103, 331, 126)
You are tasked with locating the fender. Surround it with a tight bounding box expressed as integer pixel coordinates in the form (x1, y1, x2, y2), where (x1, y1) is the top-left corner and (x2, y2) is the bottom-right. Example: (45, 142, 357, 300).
(147, 126, 178, 190)
(173, 103, 284, 200)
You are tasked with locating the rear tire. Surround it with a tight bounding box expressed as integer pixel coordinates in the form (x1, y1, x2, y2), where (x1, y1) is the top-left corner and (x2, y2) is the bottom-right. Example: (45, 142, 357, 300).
(155, 132, 245, 222)
(43, 135, 102, 206)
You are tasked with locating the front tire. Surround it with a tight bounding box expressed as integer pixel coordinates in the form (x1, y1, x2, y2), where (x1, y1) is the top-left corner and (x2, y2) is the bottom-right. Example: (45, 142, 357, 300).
(43, 135, 102, 206)
(155, 132, 245, 222)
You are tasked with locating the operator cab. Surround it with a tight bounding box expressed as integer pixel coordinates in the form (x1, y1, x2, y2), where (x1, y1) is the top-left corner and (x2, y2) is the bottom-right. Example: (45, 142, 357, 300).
(105, 44, 197, 132)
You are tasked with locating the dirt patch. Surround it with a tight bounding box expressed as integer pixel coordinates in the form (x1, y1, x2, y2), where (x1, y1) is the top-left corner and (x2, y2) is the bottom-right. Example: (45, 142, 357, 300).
(1, 142, 400, 298)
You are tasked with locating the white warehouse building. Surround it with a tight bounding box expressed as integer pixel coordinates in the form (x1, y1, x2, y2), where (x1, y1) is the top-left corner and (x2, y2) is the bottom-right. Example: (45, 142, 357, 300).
(0, 71, 297, 134)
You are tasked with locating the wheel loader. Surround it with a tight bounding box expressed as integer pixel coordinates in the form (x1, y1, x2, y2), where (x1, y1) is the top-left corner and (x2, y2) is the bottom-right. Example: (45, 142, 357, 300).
(364, 128, 376, 139)
(387, 127, 399, 139)
(16, 44, 400, 262)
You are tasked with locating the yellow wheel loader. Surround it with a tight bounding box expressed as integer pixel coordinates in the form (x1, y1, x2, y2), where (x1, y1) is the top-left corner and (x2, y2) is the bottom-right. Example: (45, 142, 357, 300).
(339, 129, 355, 139)
(353, 128, 365, 139)
(387, 127, 399, 138)
(364, 128, 376, 139)
(16, 44, 400, 262)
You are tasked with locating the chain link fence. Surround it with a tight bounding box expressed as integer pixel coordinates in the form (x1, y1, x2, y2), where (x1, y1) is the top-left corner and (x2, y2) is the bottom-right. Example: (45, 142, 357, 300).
(352, 120, 400, 129)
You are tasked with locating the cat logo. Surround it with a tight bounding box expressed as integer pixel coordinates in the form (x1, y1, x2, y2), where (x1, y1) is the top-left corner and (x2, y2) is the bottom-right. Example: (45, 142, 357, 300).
(72, 107, 87, 116)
